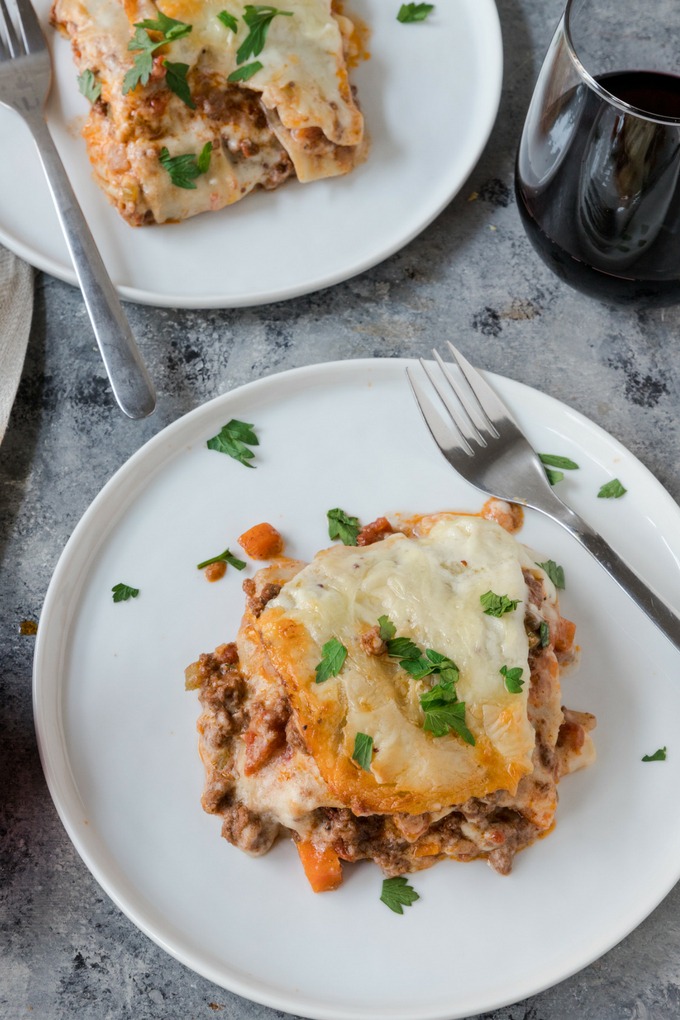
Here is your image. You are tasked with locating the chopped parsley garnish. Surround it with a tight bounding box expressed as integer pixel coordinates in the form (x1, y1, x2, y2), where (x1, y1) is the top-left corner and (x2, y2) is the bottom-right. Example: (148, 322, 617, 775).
(217, 10, 239, 32)
(158, 143, 212, 188)
(401, 649, 459, 684)
(376, 616, 472, 743)
(539, 453, 580, 470)
(196, 548, 246, 571)
(539, 620, 550, 647)
(380, 875, 420, 914)
(537, 559, 565, 589)
(480, 590, 521, 617)
(327, 507, 360, 546)
(123, 12, 193, 95)
(539, 453, 578, 486)
(315, 638, 347, 684)
(352, 732, 373, 771)
(77, 69, 101, 103)
(112, 582, 139, 603)
(236, 5, 293, 64)
(500, 664, 524, 693)
(377, 615, 396, 641)
(227, 60, 263, 82)
(397, 3, 434, 22)
(206, 419, 259, 467)
(642, 747, 667, 762)
(421, 683, 474, 743)
(385, 635, 422, 662)
(598, 478, 627, 499)
(162, 59, 195, 107)
(544, 468, 564, 486)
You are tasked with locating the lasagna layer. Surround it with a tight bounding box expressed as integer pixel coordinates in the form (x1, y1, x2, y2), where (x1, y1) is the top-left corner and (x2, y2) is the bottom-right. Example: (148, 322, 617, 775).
(187, 508, 596, 886)
(51, 0, 366, 224)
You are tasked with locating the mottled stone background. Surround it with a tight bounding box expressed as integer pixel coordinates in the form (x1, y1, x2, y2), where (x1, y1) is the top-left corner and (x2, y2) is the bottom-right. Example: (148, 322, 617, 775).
(2, 1, 680, 1018)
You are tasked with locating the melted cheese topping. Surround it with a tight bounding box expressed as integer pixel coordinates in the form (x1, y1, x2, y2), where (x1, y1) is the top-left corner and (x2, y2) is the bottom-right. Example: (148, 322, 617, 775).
(256, 516, 538, 814)
(52, 0, 365, 223)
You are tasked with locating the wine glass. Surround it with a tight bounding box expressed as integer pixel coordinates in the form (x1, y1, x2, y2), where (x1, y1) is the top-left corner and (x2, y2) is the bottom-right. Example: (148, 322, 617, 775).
(515, 0, 680, 307)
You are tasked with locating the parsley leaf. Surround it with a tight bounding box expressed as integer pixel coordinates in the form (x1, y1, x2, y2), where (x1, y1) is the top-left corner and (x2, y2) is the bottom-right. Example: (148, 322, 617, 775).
(544, 468, 564, 486)
(327, 507, 360, 546)
(377, 615, 396, 642)
(539, 453, 580, 470)
(419, 676, 457, 709)
(112, 582, 139, 603)
(539, 620, 550, 647)
(598, 478, 627, 499)
(386, 636, 422, 661)
(537, 559, 565, 589)
(402, 649, 459, 684)
(352, 732, 374, 771)
(159, 144, 212, 188)
(237, 5, 293, 64)
(123, 14, 193, 95)
(480, 590, 521, 617)
(227, 60, 263, 82)
(500, 664, 524, 693)
(77, 69, 101, 103)
(196, 548, 246, 571)
(642, 747, 667, 762)
(217, 10, 239, 32)
(315, 638, 347, 683)
(135, 11, 194, 41)
(206, 419, 259, 467)
(423, 698, 475, 743)
(397, 3, 434, 22)
(380, 875, 420, 914)
(123, 31, 155, 94)
(162, 59, 195, 108)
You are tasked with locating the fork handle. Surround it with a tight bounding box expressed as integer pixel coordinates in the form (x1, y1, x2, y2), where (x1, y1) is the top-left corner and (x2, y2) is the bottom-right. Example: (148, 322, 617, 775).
(546, 498, 680, 652)
(26, 115, 156, 419)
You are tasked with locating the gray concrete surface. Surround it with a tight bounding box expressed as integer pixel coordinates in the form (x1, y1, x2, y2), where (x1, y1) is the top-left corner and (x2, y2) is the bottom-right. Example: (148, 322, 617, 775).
(2, 0, 680, 1017)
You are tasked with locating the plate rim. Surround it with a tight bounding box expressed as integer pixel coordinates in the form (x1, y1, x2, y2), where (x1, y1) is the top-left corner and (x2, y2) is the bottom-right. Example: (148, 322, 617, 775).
(1, 0, 503, 308)
(33, 357, 680, 1019)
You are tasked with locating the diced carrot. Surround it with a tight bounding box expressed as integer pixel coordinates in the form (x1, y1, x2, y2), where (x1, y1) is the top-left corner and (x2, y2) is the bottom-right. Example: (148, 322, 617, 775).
(238, 522, 284, 560)
(554, 616, 576, 653)
(296, 841, 343, 893)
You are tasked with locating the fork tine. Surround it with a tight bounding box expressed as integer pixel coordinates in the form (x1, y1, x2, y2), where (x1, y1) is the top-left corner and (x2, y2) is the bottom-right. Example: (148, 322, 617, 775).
(0, 18, 9, 60)
(419, 357, 484, 448)
(445, 341, 516, 433)
(0, 0, 21, 57)
(12, 0, 45, 54)
(432, 348, 494, 441)
(405, 366, 475, 457)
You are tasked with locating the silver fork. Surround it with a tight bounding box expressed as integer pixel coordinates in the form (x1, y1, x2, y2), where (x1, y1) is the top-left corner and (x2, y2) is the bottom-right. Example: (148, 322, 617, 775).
(0, 0, 155, 419)
(406, 341, 680, 654)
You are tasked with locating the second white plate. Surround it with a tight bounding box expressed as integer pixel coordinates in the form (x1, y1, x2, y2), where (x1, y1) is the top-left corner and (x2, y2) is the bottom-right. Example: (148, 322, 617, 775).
(0, 1, 502, 307)
(34, 359, 680, 1020)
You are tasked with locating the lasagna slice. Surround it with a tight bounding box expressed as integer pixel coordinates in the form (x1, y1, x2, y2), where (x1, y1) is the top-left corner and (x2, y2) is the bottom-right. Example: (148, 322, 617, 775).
(186, 510, 596, 891)
(51, 0, 366, 225)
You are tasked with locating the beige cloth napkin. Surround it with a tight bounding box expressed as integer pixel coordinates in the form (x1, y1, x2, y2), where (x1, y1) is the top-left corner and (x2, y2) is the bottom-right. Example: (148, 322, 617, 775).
(0, 246, 33, 444)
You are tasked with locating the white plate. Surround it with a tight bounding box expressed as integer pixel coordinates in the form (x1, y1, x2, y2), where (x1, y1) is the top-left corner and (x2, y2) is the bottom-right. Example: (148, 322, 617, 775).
(34, 359, 680, 1020)
(0, 1, 502, 308)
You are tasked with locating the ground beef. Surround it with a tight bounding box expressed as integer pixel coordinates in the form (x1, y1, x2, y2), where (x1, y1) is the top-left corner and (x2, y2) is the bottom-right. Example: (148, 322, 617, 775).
(194, 644, 247, 735)
(523, 568, 545, 609)
(242, 579, 282, 618)
(219, 798, 279, 856)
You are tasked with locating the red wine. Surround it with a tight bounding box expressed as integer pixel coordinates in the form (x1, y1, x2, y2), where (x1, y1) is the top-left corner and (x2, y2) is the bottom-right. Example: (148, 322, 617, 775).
(516, 70, 680, 306)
